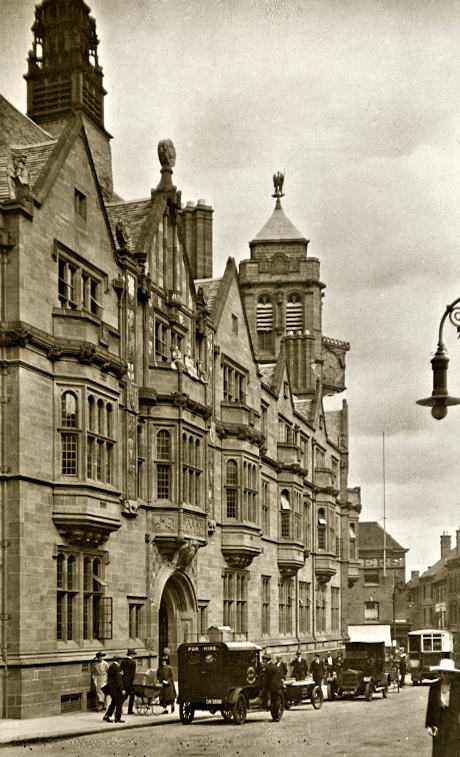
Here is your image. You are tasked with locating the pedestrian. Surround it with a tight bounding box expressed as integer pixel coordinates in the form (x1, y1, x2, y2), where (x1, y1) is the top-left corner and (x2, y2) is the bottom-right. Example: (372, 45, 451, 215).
(310, 653, 324, 687)
(399, 653, 407, 688)
(103, 656, 125, 723)
(120, 648, 137, 715)
(291, 650, 308, 681)
(275, 654, 288, 680)
(261, 652, 283, 720)
(425, 658, 460, 757)
(156, 654, 176, 714)
(90, 651, 108, 711)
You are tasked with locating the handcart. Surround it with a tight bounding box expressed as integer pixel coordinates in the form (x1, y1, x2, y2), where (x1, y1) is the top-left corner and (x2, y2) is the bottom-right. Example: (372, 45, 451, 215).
(132, 680, 162, 715)
(283, 677, 323, 710)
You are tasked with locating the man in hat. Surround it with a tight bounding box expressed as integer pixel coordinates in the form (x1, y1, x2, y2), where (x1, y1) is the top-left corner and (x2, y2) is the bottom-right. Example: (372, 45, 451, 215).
(103, 656, 125, 723)
(90, 651, 108, 711)
(121, 649, 137, 715)
(260, 651, 283, 719)
(425, 657, 460, 756)
(291, 650, 308, 681)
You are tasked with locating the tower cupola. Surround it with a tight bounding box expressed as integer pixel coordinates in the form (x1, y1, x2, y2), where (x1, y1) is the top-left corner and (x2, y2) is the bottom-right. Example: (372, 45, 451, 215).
(25, 0, 106, 130)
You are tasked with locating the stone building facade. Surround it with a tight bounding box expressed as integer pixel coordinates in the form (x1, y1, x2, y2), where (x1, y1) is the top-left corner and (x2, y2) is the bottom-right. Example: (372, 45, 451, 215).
(345, 522, 409, 648)
(0, 0, 361, 718)
(407, 530, 460, 661)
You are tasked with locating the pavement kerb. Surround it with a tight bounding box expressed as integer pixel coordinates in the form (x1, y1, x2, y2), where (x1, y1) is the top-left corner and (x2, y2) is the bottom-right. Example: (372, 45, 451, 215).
(0, 711, 213, 747)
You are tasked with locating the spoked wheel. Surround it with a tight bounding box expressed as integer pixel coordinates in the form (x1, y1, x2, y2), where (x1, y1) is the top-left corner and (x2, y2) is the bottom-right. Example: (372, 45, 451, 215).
(270, 694, 284, 722)
(179, 702, 195, 724)
(311, 685, 324, 710)
(232, 693, 248, 725)
(221, 705, 233, 721)
(365, 682, 373, 701)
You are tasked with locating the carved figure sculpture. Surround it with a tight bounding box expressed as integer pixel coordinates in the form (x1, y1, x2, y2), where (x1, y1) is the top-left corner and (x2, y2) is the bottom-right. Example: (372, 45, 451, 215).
(115, 219, 132, 249)
(184, 346, 198, 378)
(273, 171, 284, 197)
(171, 345, 183, 370)
(7, 153, 31, 200)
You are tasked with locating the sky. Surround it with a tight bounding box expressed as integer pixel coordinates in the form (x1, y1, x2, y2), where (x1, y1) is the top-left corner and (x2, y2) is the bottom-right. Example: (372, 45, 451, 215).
(2, 0, 460, 576)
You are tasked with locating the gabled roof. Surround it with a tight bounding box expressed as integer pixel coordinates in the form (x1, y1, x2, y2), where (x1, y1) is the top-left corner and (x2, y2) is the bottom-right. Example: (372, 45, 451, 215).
(251, 200, 306, 243)
(0, 94, 53, 145)
(359, 521, 407, 553)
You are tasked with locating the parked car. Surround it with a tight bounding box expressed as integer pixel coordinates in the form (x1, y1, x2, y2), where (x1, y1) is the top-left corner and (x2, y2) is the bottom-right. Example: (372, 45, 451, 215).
(330, 641, 389, 700)
(177, 640, 284, 724)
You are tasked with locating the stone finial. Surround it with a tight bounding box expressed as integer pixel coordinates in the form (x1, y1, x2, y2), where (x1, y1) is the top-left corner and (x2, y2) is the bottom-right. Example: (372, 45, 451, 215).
(158, 139, 176, 170)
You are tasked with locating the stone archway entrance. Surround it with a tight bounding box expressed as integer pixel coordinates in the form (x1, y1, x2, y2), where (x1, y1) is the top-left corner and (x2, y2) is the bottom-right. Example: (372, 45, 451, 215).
(158, 572, 197, 671)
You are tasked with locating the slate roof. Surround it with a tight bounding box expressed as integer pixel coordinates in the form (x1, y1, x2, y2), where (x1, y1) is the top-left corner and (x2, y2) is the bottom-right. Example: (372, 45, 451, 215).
(252, 201, 306, 243)
(259, 363, 277, 387)
(0, 94, 53, 146)
(359, 521, 407, 552)
(194, 277, 222, 316)
(105, 198, 153, 252)
(293, 398, 314, 421)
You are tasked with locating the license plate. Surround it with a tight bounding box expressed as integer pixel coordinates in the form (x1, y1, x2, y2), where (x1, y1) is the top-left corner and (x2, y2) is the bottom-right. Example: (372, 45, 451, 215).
(206, 699, 222, 705)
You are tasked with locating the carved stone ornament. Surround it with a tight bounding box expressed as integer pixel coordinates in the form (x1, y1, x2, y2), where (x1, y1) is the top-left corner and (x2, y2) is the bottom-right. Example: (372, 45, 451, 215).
(176, 539, 199, 570)
(115, 219, 132, 250)
(123, 499, 139, 517)
(158, 139, 176, 170)
(7, 152, 32, 201)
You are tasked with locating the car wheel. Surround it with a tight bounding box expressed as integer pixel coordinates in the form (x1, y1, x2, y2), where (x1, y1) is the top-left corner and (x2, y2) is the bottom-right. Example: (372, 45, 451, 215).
(232, 694, 248, 725)
(311, 685, 324, 710)
(179, 702, 195, 724)
(221, 705, 233, 721)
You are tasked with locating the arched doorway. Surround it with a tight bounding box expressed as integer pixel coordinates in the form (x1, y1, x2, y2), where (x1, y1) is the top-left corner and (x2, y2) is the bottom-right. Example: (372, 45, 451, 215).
(158, 571, 197, 671)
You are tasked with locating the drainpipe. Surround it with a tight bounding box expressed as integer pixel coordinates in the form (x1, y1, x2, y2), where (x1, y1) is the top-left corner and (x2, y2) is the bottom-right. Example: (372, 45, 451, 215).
(0, 220, 13, 717)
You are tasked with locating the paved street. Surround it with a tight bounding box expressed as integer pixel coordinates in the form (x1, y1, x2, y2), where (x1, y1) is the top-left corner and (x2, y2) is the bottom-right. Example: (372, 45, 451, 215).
(0, 684, 431, 757)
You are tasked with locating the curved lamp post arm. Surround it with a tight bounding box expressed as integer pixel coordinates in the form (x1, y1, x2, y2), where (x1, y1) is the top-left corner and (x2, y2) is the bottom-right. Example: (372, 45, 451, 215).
(416, 297, 460, 420)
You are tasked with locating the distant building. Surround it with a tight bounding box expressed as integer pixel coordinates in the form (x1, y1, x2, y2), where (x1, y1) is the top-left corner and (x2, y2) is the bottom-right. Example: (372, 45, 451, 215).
(345, 521, 409, 647)
(407, 530, 460, 659)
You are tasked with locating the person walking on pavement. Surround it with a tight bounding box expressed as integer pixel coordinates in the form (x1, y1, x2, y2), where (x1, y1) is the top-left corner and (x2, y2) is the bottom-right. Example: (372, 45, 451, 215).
(120, 649, 137, 715)
(425, 658, 460, 757)
(156, 654, 176, 714)
(261, 652, 284, 720)
(90, 651, 108, 711)
(291, 650, 308, 681)
(103, 656, 125, 723)
(310, 653, 324, 687)
(399, 653, 407, 688)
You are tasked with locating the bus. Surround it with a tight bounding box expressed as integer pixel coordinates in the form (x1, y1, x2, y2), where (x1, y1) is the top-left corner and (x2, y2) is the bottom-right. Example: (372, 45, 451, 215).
(407, 629, 453, 685)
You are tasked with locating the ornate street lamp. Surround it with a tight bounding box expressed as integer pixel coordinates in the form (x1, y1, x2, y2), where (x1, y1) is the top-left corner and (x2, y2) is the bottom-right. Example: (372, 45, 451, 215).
(417, 297, 460, 419)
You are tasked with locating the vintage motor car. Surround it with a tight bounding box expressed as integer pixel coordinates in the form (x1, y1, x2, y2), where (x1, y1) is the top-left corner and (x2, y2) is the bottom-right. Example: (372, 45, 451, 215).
(283, 677, 323, 710)
(177, 640, 284, 724)
(330, 641, 389, 700)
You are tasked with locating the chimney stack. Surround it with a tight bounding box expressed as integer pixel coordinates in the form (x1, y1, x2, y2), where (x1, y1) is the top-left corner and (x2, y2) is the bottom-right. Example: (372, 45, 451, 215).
(456, 527, 460, 554)
(441, 531, 452, 559)
(411, 570, 420, 579)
